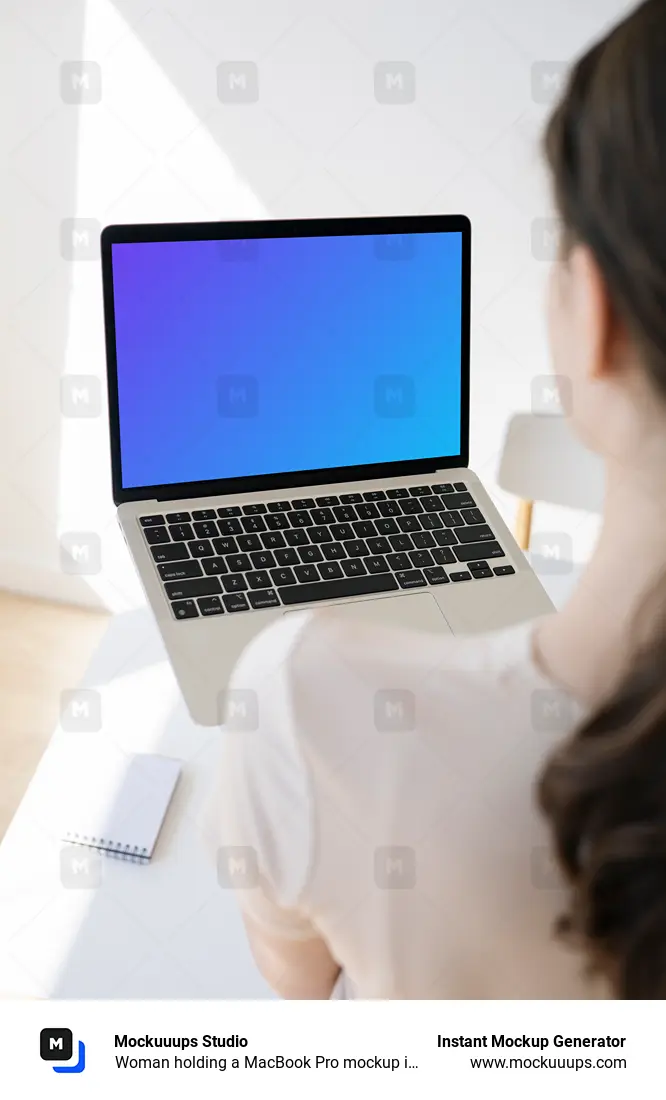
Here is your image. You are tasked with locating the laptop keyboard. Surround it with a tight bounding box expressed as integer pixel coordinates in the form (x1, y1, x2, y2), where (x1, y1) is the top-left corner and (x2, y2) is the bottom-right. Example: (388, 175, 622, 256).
(139, 483, 515, 621)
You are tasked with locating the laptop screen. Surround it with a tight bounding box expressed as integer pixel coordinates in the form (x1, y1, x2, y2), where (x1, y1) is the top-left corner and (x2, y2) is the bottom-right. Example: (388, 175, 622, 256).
(110, 228, 464, 491)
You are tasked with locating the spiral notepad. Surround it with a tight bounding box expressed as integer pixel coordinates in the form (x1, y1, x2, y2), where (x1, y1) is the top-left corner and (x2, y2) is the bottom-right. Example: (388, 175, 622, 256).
(59, 751, 182, 865)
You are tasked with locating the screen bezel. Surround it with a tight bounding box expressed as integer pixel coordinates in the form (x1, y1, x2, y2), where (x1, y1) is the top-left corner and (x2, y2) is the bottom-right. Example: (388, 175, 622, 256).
(101, 213, 471, 504)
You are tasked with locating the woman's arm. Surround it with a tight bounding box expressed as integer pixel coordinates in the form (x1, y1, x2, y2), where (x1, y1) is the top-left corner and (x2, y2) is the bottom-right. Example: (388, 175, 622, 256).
(242, 913, 341, 999)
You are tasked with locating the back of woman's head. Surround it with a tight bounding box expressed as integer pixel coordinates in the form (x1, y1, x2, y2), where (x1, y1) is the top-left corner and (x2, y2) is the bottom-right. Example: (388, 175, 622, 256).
(539, 0, 666, 998)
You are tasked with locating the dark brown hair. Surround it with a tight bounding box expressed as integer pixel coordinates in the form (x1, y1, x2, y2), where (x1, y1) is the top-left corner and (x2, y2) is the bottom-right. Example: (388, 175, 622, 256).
(538, 0, 666, 997)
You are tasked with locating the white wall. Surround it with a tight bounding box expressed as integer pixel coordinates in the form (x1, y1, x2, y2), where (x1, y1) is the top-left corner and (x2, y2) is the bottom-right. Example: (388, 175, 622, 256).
(0, 0, 633, 610)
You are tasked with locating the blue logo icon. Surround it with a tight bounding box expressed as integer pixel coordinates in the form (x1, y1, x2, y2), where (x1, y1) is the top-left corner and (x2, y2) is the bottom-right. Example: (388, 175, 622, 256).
(40, 1028, 86, 1073)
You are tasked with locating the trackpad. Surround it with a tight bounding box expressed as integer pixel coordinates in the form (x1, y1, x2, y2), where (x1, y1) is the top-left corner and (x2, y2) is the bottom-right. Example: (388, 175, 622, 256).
(284, 591, 453, 635)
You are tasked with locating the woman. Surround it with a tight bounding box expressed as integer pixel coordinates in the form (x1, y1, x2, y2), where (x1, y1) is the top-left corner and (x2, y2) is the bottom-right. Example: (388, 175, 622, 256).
(205, 0, 666, 998)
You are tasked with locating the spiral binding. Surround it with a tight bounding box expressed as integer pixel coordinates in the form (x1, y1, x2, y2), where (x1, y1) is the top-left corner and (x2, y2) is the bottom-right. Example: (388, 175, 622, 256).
(64, 833, 150, 865)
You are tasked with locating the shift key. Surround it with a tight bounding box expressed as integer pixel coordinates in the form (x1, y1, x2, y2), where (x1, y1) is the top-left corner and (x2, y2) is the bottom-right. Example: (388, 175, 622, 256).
(454, 541, 504, 562)
(165, 577, 221, 600)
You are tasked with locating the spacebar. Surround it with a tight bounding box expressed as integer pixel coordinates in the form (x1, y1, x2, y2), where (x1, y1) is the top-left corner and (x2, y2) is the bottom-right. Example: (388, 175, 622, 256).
(278, 573, 399, 606)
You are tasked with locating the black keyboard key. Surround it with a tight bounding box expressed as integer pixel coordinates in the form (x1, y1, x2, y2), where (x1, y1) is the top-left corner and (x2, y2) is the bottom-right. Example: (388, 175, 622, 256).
(456, 524, 495, 544)
(151, 543, 189, 563)
(494, 565, 516, 577)
(396, 569, 427, 589)
(198, 595, 225, 616)
(169, 522, 195, 542)
(464, 508, 485, 525)
(433, 547, 456, 565)
(409, 485, 432, 496)
(292, 497, 315, 510)
(270, 567, 297, 586)
(222, 575, 248, 593)
(267, 500, 291, 512)
(386, 487, 409, 499)
(202, 557, 228, 575)
(468, 560, 488, 568)
(421, 496, 445, 512)
(166, 511, 191, 524)
(193, 509, 217, 520)
(386, 552, 411, 571)
(223, 592, 249, 612)
(158, 560, 202, 582)
(397, 516, 422, 533)
(172, 599, 198, 620)
(434, 529, 458, 547)
(424, 566, 450, 585)
(362, 490, 386, 501)
(412, 531, 435, 549)
(367, 536, 391, 555)
(279, 571, 398, 605)
(275, 547, 299, 566)
(333, 506, 357, 523)
(341, 558, 367, 577)
(144, 525, 170, 545)
(265, 513, 290, 530)
(243, 503, 267, 515)
(218, 518, 242, 535)
(140, 514, 165, 527)
(299, 545, 323, 564)
(247, 570, 272, 589)
(165, 577, 221, 600)
(296, 564, 320, 583)
(290, 510, 313, 528)
(249, 550, 276, 570)
(450, 570, 472, 582)
(453, 481, 467, 491)
(261, 532, 286, 550)
(320, 561, 343, 580)
(400, 498, 423, 515)
(346, 540, 369, 558)
(218, 506, 241, 518)
(213, 536, 238, 556)
(322, 542, 346, 561)
(470, 566, 493, 579)
(353, 521, 376, 539)
(315, 495, 339, 507)
(442, 493, 475, 510)
(432, 483, 453, 493)
(194, 520, 218, 539)
(242, 515, 266, 533)
(188, 539, 214, 558)
(420, 513, 444, 531)
(339, 493, 363, 503)
(311, 508, 335, 525)
(226, 554, 252, 572)
(248, 588, 281, 609)
(410, 550, 434, 568)
(377, 500, 401, 517)
(330, 523, 354, 541)
(366, 555, 389, 574)
(375, 518, 399, 536)
(442, 511, 465, 528)
(454, 541, 504, 562)
(238, 534, 262, 552)
(284, 529, 309, 546)
(390, 534, 413, 551)
(310, 526, 332, 544)
(355, 502, 379, 519)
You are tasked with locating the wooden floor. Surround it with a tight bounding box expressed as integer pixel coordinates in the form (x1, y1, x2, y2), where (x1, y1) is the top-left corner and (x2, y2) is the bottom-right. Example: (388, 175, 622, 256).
(0, 591, 109, 839)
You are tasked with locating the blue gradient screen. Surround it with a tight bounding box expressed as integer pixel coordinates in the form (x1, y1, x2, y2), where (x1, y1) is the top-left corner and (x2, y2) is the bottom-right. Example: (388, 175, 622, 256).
(111, 231, 464, 489)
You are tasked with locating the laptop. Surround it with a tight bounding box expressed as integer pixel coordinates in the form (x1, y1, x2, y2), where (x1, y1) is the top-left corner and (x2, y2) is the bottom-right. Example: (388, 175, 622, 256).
(101, 214, 552, 726)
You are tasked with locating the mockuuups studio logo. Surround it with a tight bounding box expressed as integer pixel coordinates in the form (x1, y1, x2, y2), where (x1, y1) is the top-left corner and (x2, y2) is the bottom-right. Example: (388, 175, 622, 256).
(60, 219, 101, 261)
(531, 374, 572, 416)
(60, 61, 102, 104)
(531, 62, 567, 105)
(374, 62, 416, 104)
(374, 375, 415, 418)
(531, 217, 561, 261)
(217, 846, 259, 889)
(529, 532, 573, 575)
(60, 689, 102, 732)
(217, 62, 259, 104)
(218, 375, 258, 418)
(59, 532, 102, 575)
(374, 846, 416, 889)
(374, 689, 415, 732)
(217, 688, 258, 731)
(40, 1028, 86, 1074)
(61, 375, 102, 416)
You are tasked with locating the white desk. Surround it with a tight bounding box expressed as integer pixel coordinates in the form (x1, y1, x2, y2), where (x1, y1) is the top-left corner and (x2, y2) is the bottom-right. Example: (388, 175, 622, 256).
(0, 606, 273, 999)
(0, 565, 578, 998)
